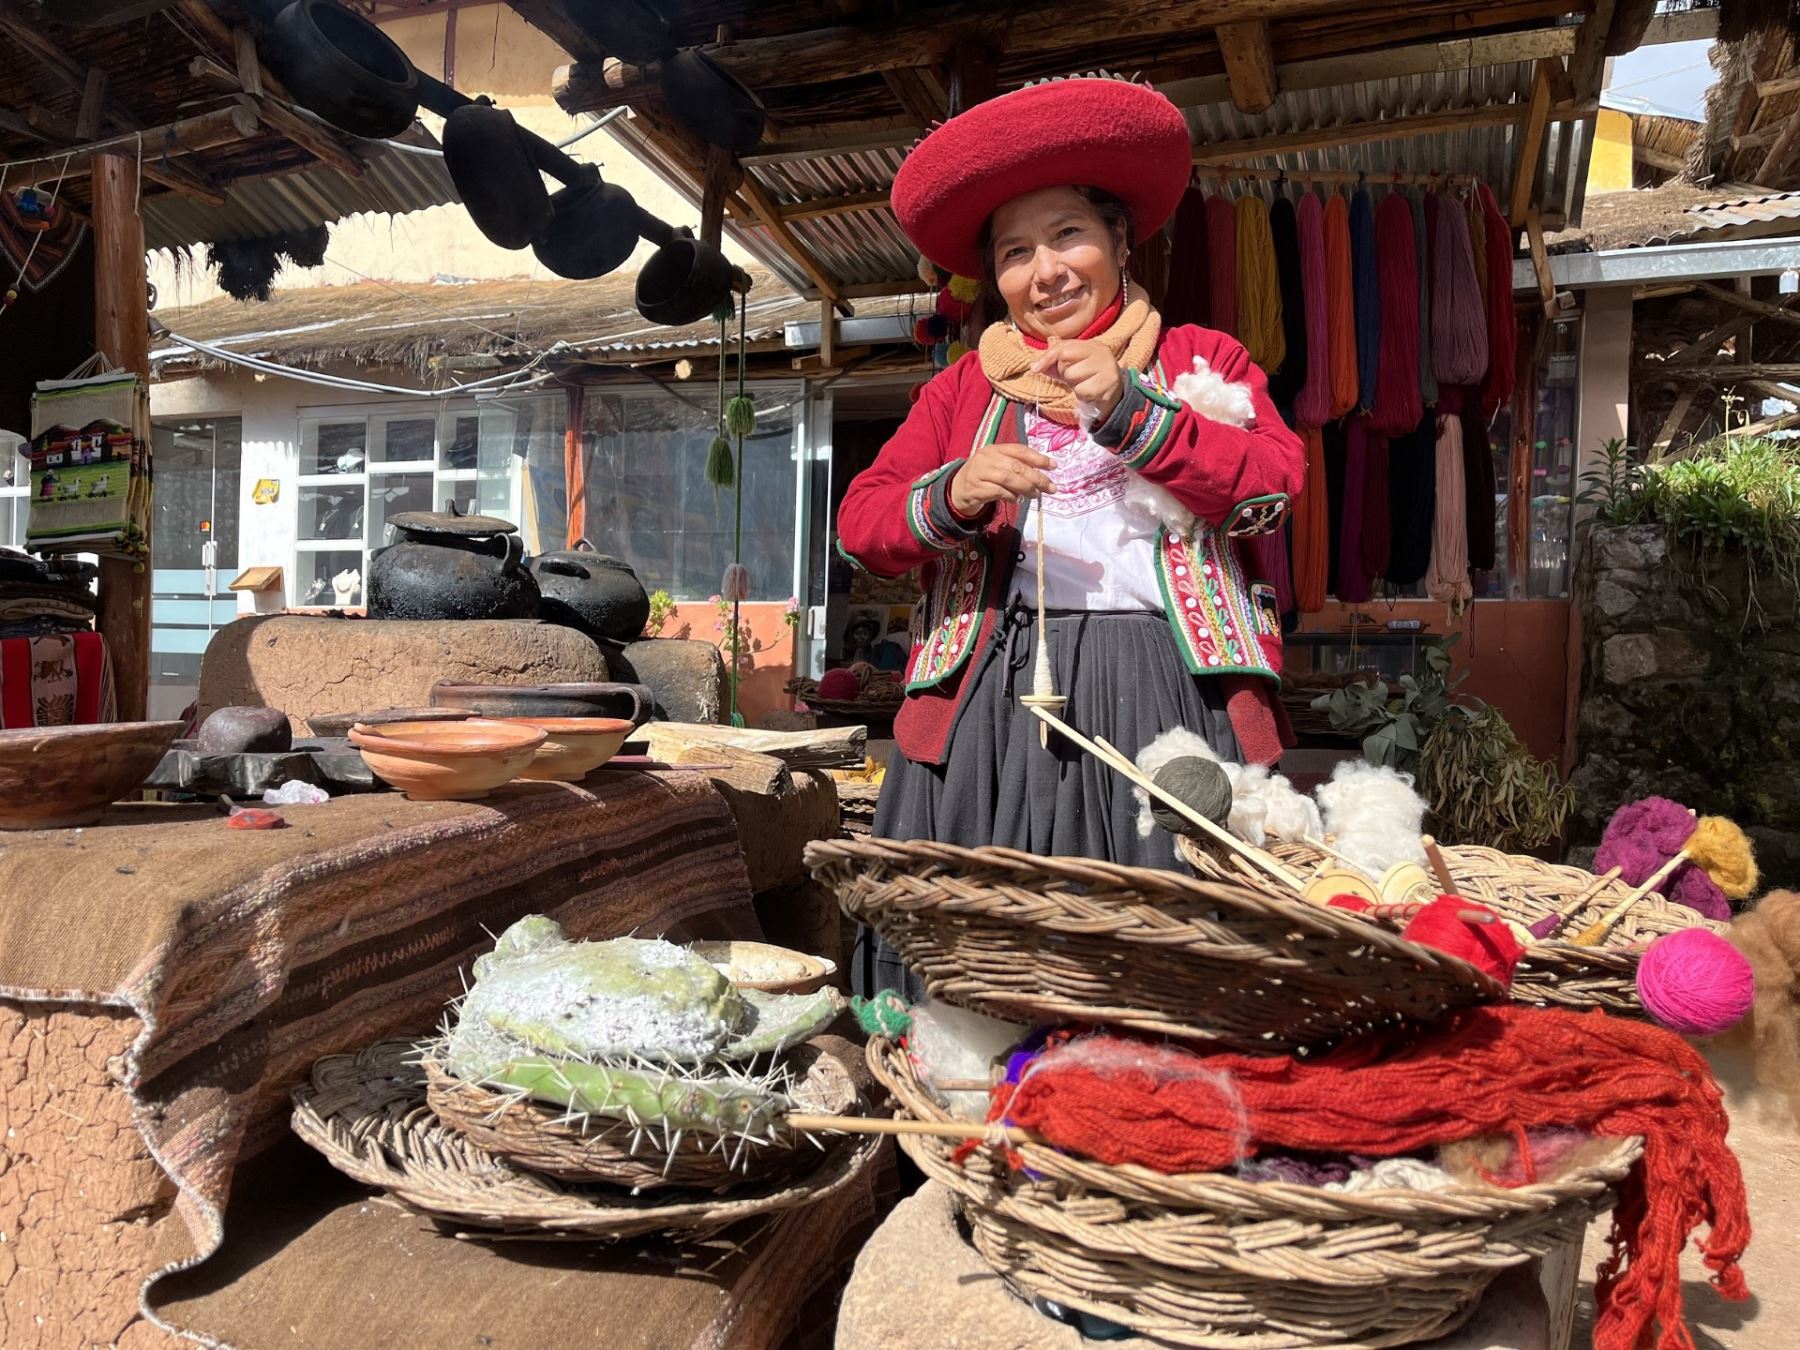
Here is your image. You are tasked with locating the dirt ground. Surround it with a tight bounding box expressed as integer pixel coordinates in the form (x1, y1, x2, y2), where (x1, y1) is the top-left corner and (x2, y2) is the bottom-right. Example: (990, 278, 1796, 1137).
(1572, 1054, 1800, 1348)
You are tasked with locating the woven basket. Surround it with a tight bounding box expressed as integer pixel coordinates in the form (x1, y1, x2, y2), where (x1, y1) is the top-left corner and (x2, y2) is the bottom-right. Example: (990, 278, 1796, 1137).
(867, 1038, 1639, 1349)
(1178, 837, 1731, 1018)
(786, 677, 904, 718)
(836, 781, 880, 838)
(423, 1040, 859, 1192)
(807, 837, 1499, 1051)
(291, 1039, 881, 1240)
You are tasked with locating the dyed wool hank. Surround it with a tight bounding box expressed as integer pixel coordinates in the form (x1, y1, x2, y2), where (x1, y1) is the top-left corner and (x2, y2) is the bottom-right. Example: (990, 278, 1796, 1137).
(1350, 185, 1381, 412)
(1293, 190, 1333, 428)
(1335, 416, 1371, 603)
(1205, 195, 1238, 338)
(983, 1005, 1749, 1350)
(1458, 396, 1499, 572)
(1267, 194, 1309, 412)
(1370, 191, 1422, 435)
(1323, 190, 1360, 419)
(1432, 190, 1490, 387)
(1360, 421, 1392, 583)
(1476, 183, 1517, 417)
(1164, 187, 1210, 328)
(1428, 411, 1473, 608)
(1291, 427, 1330, 612)
(1384, 411, 1437, 587)
(1235, 195, 1286, 373)
(1412, 190, 1437, 408)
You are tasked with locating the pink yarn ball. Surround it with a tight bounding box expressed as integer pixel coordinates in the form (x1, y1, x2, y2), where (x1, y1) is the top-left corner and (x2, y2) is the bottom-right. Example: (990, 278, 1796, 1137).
(816, 667, 861, 701)
(1635, 929, 1755, 1037)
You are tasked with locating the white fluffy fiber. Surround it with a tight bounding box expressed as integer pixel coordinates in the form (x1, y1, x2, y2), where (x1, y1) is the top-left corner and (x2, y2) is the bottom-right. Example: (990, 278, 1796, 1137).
(1096, 356, 1255, 541)
(908, 999, 1027, 1121)
(1314, 760, 1428, 877)
(1133, 728, 1320, 846)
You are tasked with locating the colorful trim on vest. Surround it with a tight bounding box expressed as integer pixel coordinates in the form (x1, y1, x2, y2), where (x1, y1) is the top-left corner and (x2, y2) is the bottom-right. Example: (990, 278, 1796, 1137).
(1156, 524, 1282, 682)
(1224, 493, 1290, 538)
(1114, 369, 1179, 470)
(904, 540, 989, 691)
(905, 461, 967, 552)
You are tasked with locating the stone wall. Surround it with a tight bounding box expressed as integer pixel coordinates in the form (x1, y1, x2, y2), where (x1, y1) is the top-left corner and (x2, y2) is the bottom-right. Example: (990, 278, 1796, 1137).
(1568, 524, 1800, 887)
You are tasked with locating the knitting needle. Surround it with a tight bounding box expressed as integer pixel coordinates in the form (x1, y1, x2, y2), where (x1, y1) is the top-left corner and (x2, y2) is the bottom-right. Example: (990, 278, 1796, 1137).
(1527, 866, 1622, 942)
(782, 1113, 1041, 1146)
(1030, 713, 1304, 890)
(1421, 836, 1460, 897)
(1571, 851, 1688, 947)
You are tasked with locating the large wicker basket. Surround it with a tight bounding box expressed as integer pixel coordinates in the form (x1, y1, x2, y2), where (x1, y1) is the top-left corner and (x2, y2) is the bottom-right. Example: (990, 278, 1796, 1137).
(1178, 837, 1731, 1019)
(807, 837, 1500, 1051)
(867, 1037, 1639, 1349)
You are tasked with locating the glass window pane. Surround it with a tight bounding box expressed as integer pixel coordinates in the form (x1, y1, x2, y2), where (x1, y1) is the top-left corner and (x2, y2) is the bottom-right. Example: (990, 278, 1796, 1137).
(1528, 320, 1580, 598)
(0, 496, 13, 549)
(294, 548, 365, 608)
(1473, 399, 1513, 600)
(298, 482, 365, 541)
(443, 479, 479, 516)
(211, 418, 242, 571)
(370, 472, 433, 544)
(302, 419, 368, 476)
(373, 415, 436, 464)
(442, 411, 481, 471)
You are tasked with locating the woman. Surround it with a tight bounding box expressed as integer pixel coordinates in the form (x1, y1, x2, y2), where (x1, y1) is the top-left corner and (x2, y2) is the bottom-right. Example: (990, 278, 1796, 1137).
(837, 79, 1304, 996)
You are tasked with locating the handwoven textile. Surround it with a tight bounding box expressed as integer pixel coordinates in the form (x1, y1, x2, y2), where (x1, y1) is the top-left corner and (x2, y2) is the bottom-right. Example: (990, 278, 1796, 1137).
(0, 772, 755, 1335)
(0, 630, 114, 726)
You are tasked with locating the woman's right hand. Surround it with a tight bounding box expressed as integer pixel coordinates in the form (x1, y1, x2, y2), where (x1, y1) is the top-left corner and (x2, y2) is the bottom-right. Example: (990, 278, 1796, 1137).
(949, 442, 1056, 517)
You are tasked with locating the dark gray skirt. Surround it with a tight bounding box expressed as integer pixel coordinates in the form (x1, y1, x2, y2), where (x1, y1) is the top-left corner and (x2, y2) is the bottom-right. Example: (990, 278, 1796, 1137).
(853, 602, 1242, 1000)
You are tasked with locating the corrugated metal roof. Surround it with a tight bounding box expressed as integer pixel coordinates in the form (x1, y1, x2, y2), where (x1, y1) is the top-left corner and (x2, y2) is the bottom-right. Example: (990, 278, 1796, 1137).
(140, 132, 460, 253)
(1548, 183, 1800, 251)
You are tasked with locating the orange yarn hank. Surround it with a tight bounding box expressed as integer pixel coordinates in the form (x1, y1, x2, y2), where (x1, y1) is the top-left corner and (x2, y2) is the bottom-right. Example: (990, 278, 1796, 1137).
(979, 1006, 1748, 1350)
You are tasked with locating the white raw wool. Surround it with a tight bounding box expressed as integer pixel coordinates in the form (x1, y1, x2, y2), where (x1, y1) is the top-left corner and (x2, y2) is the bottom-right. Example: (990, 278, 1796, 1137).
(1132, 727, 1320, 845)
(908, 1000, 1028, 1120)
(1171, 354, 1255, 428)
(1327, 1156, 1459, 1195)
(1315, 760, 1428, 877)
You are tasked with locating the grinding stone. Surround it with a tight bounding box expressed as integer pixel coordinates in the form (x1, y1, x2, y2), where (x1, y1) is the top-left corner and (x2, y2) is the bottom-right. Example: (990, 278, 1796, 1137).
(1150, 756, 1233, 836)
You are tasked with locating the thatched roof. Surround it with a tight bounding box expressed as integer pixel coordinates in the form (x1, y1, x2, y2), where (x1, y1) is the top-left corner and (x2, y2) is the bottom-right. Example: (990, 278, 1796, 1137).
(1547, 181, 1800, 252)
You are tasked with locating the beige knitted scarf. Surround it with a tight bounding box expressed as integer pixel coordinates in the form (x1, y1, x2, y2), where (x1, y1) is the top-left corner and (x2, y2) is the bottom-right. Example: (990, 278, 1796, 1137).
(977, 291, 1162, 425)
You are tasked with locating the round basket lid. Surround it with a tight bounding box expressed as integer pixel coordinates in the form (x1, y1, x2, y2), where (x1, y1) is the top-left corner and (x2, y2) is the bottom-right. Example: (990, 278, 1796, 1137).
(388, 509, 517, 537)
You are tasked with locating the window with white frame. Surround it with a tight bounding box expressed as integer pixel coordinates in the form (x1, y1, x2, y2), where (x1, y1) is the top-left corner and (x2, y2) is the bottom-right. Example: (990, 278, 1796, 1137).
(0, 431, 29, 549)
(293, 401, 521, 607)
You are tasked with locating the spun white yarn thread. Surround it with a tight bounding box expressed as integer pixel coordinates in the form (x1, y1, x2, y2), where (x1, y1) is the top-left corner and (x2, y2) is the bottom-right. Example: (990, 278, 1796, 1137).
(1314, 760, 1429, 876)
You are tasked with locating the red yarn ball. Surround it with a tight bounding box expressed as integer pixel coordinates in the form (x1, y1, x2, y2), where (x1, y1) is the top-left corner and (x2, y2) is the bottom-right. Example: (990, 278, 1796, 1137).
(1402, 896, 1523, 989)
(816, 667, 861, 701)
(935, 287, 972, 322)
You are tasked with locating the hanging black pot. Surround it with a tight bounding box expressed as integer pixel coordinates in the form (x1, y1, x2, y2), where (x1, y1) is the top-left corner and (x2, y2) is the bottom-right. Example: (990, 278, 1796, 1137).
(658, 50, 766, 155)
(533, 174, 644, 280)
(529, 539, 652, 643)
(443, 101, 552, 251)
(41, 0, 176, 26)
(264, 0, 420, 140)
(636, 233, 737, 327)
(562, 0, 676, 66)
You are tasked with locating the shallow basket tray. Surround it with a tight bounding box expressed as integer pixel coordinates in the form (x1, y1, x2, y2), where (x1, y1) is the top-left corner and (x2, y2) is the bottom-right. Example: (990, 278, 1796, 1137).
(423, 1039, 859, 1193)
(867, 1037, 1640, 1349)
(291, 1039, 880, 1240)
(1179, 837, 1731, 1019)
(807, 837, 1501, 1051)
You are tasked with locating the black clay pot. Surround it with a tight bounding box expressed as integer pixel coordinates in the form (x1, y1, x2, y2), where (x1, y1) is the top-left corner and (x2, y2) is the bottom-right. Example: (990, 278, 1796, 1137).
(443, 102, 551, 250)
(533, 175, 644, 280)
(41, 0, 175, 26)
(636, 234, 737, 326)
(658, 50, 766, 155)
(429, 681, 654, 727)
(562, 0, 676, 66)
(366, 506, 541, 621)
(529, 538, 652, 643)
(266, 0, 420, 140)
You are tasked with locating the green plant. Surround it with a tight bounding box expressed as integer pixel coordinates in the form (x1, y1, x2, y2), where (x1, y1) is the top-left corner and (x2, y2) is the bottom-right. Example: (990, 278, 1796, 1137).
(1576, 437, 1649, 525)
(644, 588, 676, 637)
(1311, 635, 1470, 773)
(1415, 707, 1574, 852)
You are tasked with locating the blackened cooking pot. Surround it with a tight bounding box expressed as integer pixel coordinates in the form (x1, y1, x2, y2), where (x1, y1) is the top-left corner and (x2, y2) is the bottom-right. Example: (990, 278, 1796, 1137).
(366, 505, 541, 621)
(528, 538, 651, 643)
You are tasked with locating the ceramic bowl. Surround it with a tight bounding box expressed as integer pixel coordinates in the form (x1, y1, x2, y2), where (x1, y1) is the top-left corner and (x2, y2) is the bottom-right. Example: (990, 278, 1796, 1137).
(0, 721, 184, 830)
(688, 940, 839, 995)
(498, 716, 633, 782)
(348, 718, 546, 801)
(306, 706, 473, 739)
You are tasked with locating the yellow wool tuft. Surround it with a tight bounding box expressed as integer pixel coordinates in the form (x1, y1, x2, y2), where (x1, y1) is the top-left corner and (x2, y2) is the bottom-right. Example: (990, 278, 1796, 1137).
(948, 274, 982, 303)
(1688, 815, 1759, 900)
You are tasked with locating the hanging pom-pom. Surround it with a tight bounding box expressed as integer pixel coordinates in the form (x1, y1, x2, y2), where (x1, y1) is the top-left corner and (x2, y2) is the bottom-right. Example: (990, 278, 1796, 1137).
(721, 562, 751, 602)
(925, 313, 950, 341)
(711, 299, 735, 323)
(913, 316, 935, 345)
(931, 340, 950, 368)
(947, 274, 981, 303)
(935, 287, 972, 321)
(704, 435, 735, 488)
(724, 394, 756, 438)
(946, 340, 970, 363)
(916, 254, 940, 287)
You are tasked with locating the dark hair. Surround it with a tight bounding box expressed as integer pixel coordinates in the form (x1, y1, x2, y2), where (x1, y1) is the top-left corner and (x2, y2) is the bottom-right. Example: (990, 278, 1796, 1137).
(972, 185, 1134, 331)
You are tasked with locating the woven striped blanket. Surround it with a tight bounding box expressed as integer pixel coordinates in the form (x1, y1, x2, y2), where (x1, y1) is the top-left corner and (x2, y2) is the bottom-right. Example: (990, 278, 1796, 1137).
(0, 771, 755, 1327)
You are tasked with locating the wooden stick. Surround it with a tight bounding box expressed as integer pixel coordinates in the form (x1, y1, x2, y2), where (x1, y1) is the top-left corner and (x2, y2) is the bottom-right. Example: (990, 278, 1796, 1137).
(1029, 710, 1303, 890)
(783, 1113, 1039, 1146)
(1571, 852, 1688, 947)
(1422, 836, 1460, 897)
(1528, 866, 1622, 942)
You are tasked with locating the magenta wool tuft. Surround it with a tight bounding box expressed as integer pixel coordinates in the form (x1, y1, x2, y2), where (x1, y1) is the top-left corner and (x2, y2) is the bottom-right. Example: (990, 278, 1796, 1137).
(1596, 796, 1731, 921)
(1636, 928, 1756, 1037)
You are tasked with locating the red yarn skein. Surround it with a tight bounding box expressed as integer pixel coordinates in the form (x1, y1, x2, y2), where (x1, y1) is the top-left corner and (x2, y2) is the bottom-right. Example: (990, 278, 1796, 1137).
(1403, 896, 1523, 988)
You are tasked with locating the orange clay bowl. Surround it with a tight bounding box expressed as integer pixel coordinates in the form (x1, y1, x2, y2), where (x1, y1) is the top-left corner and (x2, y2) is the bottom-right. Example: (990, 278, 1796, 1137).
(0, 720, 183, 829)
(495, 716, 633, 782)
(348, 718, 547, 801)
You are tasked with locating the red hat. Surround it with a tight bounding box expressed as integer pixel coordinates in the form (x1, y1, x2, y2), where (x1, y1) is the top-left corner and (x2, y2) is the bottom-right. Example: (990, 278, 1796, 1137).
(892, 78, 1192, 279)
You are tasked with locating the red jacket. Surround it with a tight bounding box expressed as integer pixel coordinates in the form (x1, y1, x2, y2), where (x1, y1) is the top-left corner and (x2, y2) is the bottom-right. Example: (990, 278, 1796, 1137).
(836, 323, 1305, 766)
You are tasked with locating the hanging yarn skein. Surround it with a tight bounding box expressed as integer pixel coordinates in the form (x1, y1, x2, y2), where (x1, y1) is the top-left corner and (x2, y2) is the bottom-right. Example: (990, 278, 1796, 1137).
(1350, 185, 1381, 413)
(1323, 419, 1348, 597)
(1293, 427, 1330, 612)
(1428, 411, 1473, 610)
(1360, 421, 1392, 584)
(1267, 194, 1308, 411)
(1323, 190, 1360, 420)
(1412, 191, 1437, 408)
(1459, 401, 1499, 573)
(1294, 190, 1332, 428)
(1432, 191, 1490, 387)
(1384, 412, 1436, 587)
(1370, 191, 1421, 436)
(1476, 183, 1517, 417)
(1466, 191, 1489, 330)
(1336, 417, 1371, 604)
(1235, 195, 1285, 373)
(1163, 187, 1210, 327)
(1204, 194, 1238, 338)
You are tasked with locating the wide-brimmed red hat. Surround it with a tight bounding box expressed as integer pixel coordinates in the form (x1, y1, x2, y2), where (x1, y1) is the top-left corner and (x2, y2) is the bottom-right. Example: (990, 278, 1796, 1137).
(892, 78, 1192, 279)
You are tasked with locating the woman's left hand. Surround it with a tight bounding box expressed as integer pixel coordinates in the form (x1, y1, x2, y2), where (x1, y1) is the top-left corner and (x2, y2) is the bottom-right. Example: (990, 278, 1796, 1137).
(1030, 339, 1124, 420)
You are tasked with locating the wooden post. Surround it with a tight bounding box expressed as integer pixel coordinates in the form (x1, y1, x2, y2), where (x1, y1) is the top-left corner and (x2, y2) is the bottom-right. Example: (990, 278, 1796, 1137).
(947, 39, 996, 117)
(563, 382, 586, 549)
(91, 151, 151, 721)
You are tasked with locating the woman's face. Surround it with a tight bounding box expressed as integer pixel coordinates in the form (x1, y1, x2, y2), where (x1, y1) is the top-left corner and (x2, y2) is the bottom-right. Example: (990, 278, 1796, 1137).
(989, 187, 1126, 341)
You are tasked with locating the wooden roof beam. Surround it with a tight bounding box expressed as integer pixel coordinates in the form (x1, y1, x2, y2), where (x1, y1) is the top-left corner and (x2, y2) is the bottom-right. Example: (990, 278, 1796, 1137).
(1192, 101, 1549, 165)
(777, 189, 891, 224)
(14, 104, 260, 190)
(1635, 145, 1687, 174)
(1509, 61, 1555, 227)
(1217, 21, 1278, 115)
(1569, 0, 1617, 102)
(734, 170, 851, 315)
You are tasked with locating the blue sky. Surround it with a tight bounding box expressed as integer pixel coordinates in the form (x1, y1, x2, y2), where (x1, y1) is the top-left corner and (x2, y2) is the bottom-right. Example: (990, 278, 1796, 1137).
(1607, 39, 1716, 121)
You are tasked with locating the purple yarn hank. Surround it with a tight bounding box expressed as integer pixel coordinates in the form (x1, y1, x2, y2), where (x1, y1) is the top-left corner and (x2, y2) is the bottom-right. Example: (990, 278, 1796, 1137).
(1595, 796, 1730, 921)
